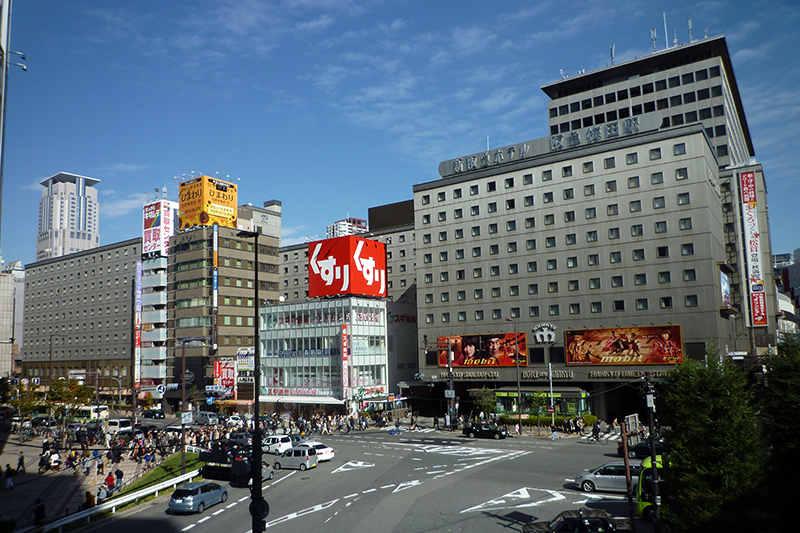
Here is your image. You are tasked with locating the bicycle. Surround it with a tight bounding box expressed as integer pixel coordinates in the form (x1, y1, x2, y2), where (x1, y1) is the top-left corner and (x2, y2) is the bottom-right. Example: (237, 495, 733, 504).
(587, 433, 609, 445)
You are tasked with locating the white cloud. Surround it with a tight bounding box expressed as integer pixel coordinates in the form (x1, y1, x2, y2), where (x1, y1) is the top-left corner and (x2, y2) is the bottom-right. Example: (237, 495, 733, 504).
(94, 163, 148, 175)
(100, 192, 150, 218)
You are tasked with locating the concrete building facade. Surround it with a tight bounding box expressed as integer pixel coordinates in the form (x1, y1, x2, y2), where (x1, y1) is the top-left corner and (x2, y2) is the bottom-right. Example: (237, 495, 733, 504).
(36, 172, 100, 261)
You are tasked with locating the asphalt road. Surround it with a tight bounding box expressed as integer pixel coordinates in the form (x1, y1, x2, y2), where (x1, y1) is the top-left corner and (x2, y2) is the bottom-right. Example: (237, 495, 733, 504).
(96, 428, 653, 533)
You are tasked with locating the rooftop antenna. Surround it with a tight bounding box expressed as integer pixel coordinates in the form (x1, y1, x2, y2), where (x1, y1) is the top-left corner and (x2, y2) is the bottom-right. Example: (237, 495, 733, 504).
(651, 28, 657, 52)
(704, 26, 708, 39)
(560, 68, 565, 79)
(688, 18, 693, 42)
(486, 136, 489, 151)
(162, 185, 167, 199)
(673, 30, 678, 47)
(663, 13, 668, 49)
(610, 43, 615, 65)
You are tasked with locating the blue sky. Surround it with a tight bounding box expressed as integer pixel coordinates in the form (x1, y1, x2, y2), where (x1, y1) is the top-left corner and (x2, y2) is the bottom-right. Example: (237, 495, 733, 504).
(2, 0, 799, 267)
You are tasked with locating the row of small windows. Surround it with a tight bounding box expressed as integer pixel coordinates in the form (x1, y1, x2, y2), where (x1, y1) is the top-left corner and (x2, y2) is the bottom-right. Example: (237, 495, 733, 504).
(425, 294, 700, 323)
(424, 268, 697, 302)
(29, 248, 137, 276)
(550, 66, 722, 118)
(422, 244, 694, 283)
(552, 103, 724, 135)
(421, 146, 687, 205)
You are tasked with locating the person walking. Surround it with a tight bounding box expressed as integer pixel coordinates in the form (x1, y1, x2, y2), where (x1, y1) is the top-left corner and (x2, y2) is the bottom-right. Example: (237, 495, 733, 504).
(4, 465, 13, 490)
(17, 452, 26, 475)
(105, 473, 115, 496)
(33, 499, 46, 526)
(433, 416, 439, 430)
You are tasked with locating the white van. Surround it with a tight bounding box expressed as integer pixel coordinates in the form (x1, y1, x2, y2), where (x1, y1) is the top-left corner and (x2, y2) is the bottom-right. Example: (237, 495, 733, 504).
(107, 418, 133, 435)
(194, 411, 219, 426)
(263, 435, 292, 455)
(273, 447, 317, 471)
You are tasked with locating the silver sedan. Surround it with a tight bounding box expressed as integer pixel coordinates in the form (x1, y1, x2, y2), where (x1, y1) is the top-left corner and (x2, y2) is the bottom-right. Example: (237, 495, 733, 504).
(574, 462, 641, 493)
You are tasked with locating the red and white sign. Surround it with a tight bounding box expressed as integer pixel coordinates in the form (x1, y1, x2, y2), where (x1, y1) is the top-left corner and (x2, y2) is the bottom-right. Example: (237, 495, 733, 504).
(342, 324, 349, 397)
(143, 200, 177, 258)
(308, 236, 387, 298)
(214, 361, 236, 388)
(740, 171, 767, 326)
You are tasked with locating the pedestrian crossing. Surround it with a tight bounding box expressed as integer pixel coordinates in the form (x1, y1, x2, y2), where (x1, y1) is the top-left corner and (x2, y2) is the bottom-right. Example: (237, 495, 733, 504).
(578, 432, 623, 442)
(376, 426, 437, 433)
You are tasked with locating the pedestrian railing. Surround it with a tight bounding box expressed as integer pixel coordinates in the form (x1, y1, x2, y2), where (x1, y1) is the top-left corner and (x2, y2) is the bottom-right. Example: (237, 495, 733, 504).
(18, 469, 201, 533)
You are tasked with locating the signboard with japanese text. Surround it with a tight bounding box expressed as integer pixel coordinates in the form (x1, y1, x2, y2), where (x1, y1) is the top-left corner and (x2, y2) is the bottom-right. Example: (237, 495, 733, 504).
(565, 325, 683, 365)
(740, 171, 767, 326)
(178, 175, 238, 230)
(437, 333, 527, 368)
(308, 236, 387, 298)
(134, 261, 143, 389)
(342, 324, 349, 397)
(142, 200, 177, 258)
(214, 360, 236, 388)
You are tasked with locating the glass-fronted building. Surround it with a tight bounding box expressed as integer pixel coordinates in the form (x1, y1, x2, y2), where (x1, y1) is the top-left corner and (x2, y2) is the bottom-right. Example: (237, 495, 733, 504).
(261, 296, 388, 414)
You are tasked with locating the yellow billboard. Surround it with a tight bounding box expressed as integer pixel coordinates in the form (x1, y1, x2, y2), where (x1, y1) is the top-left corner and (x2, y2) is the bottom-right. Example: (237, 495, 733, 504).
(178, 175, 238, 230)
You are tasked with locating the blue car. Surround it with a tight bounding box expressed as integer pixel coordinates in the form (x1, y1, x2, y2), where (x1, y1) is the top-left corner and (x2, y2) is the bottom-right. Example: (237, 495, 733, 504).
(168, 482, 228, 513)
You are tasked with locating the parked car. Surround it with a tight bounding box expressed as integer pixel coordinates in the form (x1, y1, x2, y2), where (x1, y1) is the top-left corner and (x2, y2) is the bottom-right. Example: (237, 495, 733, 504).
(574, 462, 641, 493)
(288, 435, 308, 447)
(617, 439, 665, 459)
(31, 416, 59, 428)
(274, 447, 317, 471)
(522, 508, 627, 532)
(295, 440, 335, 462)
(142, 409, 165, 419)
(168, 482, 228, 514)
(107, 418, 133, 435)
(229, 432, 253, 447)
(462, 423, 508, 440)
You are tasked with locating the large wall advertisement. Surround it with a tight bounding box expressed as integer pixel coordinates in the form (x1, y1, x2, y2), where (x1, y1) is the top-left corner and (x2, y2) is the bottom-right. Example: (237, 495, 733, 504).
(308, 236, 387, 298)
(437, 333, 528, 368)
(565, 325, 683, 365)
(142, 200, 177, 258)
(178, 175, 238, 230)
(740, 171, 768, 326)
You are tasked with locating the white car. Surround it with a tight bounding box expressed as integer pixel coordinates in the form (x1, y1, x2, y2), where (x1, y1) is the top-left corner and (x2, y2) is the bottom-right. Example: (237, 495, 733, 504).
(227, 415, 245, 427)
(296, 440, 335, 462)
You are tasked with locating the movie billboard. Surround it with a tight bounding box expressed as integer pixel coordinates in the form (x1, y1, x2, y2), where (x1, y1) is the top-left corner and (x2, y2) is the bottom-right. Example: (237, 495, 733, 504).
(308, 236, 387, 298)
(178, 175, 238, 230)
(437, 333, 527, 368)
(565, 325, 683, 365)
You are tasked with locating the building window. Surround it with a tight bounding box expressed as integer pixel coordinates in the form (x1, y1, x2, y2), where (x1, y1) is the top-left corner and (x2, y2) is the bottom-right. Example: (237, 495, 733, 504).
(657, 246, 669, 259)
(683, 269, 696, 281)
(471, 226, 480, 237)
(635, 273, 647, 285)
(422, 214, 431, 224)
(605, 181, 617, 193)
(658, 271, 671, 283)
(611, 275, 623, 287)
(507, 220, 517, 231)
(441, 292, 450, 302)
(677, 193, 690, 205)
(568, 279, 579, 291)
(649, 148, 662, 160)
(626, 153, 638, 165)
(591, 302, 603, 313)
(438, 212, 446, 222)
(565, 256, 577, 268)
(509, 285, 520, 297)
(569, 303, 581, 315)
(440, 272, 449, 282)
(523, 174, 533, 185)
(628, 176, 640, 189)
(489, 244, 499, 255)
(604, 157, 616, 169)
(588, 254, 599, 266)
(426, 314, 434, 324)
(528, 283, 538, 295)
(423, 253, 432, 264)
(505, 177, 514, 189)
(456, 249, 465, 259)
(589, 278, 601, 289)
(527, 261, 537, 272)
(585, 207, 597, 219)
(440, 251, 449, 261)
(565, 233, 577, 245)
(613, 300, 625, 312)
(543, 192, 554, 203)
(475, 310, 484, 320)
(506, 199, 516, 210)
(524, 195, 534, 207)
(673, 143, 686, 156)
(488, 223, 498, 234)
(675, 168, 688, 180)
(487, 181, 496, 192)
(563, 188, 574, 200)
(681, 243, 695, 256)
(636, 298, 649, 310)
(584, 184, 595, 196)
(546, 236, 556, 248)
(545, 215, 555, 226)
(421, 195, 430, 205)
(473, 268, 482, 278)
(471, 205, 480, 216)
(474, 289, 483, 299)
(529, 306, 539, 317)
(583, 161, 594, 173)
(454, 208, 463, 219)
(564, 211, 576, 222)
(456, 269, 465, 280)
(492, 287, 501, 298)
(562, 166, 573, 177)
(508, 242, 518, 254)
(542, 170, 552, 181)
(439, 231, 447, 242)
(458, 311, 466, 322)
(607, 204, 619, 216)
(424, 273, 432, 283)
(655, 221, 667, 234)
(548, 282, 559, 293)
(526, 239, 536, 251)
(653, 196, 666, 209)
(609, 227, 620, 239)
(651, 172, 664, 185)
(472, 247, 482, 258)
(629, 200, 642, 212)
(660, 296, 673, 309)
(470, 185, 479, 195)
(679, 218, 692, 230)
(633, 248, 645, 261)
(510, 307, 521, 318)
(453, 188, 462, 199)
(488, 202, 497, 213)
(587, 230, 598, 242)
(525, 217, 535, 229)
(455, 228, 464, 239)
(547, 259, 557, 270)
(610, 251, 622, 263)
(549, 305, 560, 316)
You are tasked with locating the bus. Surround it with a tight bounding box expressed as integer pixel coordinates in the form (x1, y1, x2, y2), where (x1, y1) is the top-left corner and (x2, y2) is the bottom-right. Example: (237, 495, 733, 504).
(637, 455, 669, 521)
(73, 405, 109, 423)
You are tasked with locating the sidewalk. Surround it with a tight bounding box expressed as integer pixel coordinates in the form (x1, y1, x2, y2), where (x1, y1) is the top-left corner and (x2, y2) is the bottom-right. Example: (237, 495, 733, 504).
(0, 431, 148, 530)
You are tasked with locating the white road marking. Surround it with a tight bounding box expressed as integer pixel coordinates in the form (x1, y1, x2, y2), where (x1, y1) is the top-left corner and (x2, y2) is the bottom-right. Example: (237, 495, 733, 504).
(344, 493, 358, 499)
(331, 461, 375, 473)
(380, 484, 395, 489)
(264, 499, 340, 528)
(212, 509, 225, 515)
(226, 502, 238, 508)
(362, 488, 376, 493)
(393, 480, 423, 493)
(197, 517, 211, 523)
(238, 496, 249, 502)
(181, 525, 195, 531)
(462, 487, 565, 513)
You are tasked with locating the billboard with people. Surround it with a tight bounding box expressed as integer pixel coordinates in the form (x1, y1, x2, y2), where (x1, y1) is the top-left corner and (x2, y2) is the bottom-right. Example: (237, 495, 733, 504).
(565, 325, 683, 365)
(437, 333, 527, 368)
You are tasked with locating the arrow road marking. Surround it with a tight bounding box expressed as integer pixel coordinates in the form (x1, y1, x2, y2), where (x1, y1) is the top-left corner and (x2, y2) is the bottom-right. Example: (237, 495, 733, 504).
(461, 487, 566, 513)
(331, 461, 375, 473)
(265, 498, 339, 528)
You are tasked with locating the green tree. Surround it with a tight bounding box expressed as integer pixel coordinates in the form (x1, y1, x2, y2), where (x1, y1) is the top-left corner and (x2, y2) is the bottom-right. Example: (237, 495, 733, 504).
(658, 350, 764, 532)
(473, 386, 496, 416)
(10, 383, 39, 421)
(48, 378, 95, 421)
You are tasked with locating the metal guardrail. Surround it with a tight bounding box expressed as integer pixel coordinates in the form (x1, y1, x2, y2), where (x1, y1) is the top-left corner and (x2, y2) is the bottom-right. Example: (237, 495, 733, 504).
(20, 469, 202, 533)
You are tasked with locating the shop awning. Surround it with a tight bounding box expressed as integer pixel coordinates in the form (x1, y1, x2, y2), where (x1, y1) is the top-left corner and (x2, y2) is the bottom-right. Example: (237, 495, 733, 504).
(260, 395, 345, 405)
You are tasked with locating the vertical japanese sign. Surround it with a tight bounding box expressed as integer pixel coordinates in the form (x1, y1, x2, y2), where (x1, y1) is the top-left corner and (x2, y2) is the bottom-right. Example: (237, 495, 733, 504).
(212, 224, 219, 346)
(142, 200, 177, 259)
(341, 324, 349, 399)
(134, 261, 143, 389)
(740, 171, 767, 326)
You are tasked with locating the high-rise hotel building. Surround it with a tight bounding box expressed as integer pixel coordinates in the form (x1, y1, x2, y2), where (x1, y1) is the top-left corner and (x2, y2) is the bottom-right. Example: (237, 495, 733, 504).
(36, 172, 100, 261)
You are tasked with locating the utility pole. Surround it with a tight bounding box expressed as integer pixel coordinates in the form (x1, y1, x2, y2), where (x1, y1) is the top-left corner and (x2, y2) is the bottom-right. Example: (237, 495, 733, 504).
(644, 372, 661, 530)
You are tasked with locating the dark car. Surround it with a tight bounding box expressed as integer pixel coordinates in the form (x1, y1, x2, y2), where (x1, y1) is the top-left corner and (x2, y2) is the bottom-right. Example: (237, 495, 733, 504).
(617, 439, 664, 459)
(522, 508, 627, 532)
(462, 423, 508, 440)
(142, 409, 165, 419)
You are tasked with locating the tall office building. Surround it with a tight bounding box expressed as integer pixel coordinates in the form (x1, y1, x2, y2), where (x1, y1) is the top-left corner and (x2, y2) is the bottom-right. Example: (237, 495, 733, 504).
(36, 172, 100, 261)
(326, 217, 368, 238)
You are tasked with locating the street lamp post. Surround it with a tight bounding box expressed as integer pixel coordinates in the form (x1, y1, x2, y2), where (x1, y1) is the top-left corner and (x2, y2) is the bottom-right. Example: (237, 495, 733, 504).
(505, 319, 522, 435)
(237, 230, 267, 531)
(178, 336, 206, 475)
